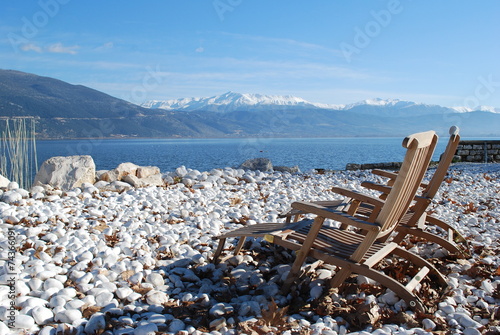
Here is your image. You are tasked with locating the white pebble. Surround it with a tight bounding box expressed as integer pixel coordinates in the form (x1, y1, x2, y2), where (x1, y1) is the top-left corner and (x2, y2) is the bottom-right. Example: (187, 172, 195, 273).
(32, 306, 54, 325)
(116, 287, 134, 299)
(54, 309, 82, 324)
(95, 290, 114, 306)
(463, 328, 481, 335)
(134, 323, 158, 335)
(85, 313, 106, 334)
(169, 319, 186, 333)
(422, 318, 436, 331)
(146, 273, 164, 287)
(146, 290, 169, 305)
(14, 314, 35, 329)
(43, 278, 64, 291)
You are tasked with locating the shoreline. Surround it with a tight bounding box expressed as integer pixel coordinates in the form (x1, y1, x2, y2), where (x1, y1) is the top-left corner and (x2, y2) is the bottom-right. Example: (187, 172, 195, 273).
(0, 163, 499, 334)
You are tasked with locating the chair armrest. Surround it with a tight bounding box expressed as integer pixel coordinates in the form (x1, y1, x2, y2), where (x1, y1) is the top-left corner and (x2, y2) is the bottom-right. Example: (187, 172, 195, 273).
(372, 169, 398, 179)
(371, 169, 428, 188)
(331, 187, 385, 208)
(361, 181, 391, 194)
(291, 201, 381, 232)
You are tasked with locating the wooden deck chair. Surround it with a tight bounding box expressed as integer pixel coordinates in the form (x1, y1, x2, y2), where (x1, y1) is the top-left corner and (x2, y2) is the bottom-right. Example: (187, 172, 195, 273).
(359, 126, 469, 257)
(213, 131, 447, 312)
(283, 126, 468, 257)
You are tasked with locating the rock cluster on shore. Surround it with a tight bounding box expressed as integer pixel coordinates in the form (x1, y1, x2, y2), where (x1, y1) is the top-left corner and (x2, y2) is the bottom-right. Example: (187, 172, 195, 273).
(0, 160, 499, 335)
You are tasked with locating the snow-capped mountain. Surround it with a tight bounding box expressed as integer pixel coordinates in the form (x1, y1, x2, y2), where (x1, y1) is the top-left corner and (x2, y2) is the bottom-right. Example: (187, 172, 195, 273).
(139, 91, 500, 137)
(451, 105, 500, 113)
(142, 92, 485, 117)
(142, 91, 343, 113)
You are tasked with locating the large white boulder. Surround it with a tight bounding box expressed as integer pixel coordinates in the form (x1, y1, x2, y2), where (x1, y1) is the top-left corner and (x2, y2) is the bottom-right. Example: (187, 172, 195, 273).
(99, 162, 139, 182)
(99, 163, 164, 188)
(34, 155, 96, 191)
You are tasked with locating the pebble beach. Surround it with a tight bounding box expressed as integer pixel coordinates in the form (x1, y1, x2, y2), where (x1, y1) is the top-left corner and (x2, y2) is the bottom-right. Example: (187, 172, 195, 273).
(0, 163, 499, 335)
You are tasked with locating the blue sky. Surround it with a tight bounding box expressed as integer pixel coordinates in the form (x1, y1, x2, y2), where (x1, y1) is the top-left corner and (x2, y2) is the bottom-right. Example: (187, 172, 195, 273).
(1, 1, 499, 108)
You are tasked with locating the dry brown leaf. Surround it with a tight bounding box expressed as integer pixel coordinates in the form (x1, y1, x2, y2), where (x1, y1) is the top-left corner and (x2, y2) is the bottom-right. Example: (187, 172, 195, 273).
(81, 305, 103, 319)
(352, 302, 381, 327)
(20, 241, 35, 251)
(121, 270, 135, 281)
(93, 222, 108, 232)
(33, 246, 44, 260)
(104, 232, 120, 247)
(260, 299, 289, 327)
(131, 285, 152, 295)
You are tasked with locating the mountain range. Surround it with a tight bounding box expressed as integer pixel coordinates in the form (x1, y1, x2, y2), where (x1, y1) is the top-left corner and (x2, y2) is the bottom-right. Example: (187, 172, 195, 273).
(1, 69, 499, 139)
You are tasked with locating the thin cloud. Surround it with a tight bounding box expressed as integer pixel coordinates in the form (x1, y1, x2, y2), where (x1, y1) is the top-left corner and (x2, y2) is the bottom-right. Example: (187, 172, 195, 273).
(20, 43, 43, 53)
(95, 42, 114, 51)
(46, 43, 80, 55)
(220, 32, 343, 57)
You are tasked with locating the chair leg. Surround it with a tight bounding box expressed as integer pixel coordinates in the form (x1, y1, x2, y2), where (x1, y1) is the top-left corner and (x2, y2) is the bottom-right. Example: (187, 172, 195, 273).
(329, 267, 353, 288)
(282, 216, 326, 293)
(233, 236, 247, 255)
(212, 238, 226, 264)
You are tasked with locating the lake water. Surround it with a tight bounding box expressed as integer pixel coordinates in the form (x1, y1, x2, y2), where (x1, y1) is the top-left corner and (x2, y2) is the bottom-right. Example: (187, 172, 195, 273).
(34, 137, 453, 173)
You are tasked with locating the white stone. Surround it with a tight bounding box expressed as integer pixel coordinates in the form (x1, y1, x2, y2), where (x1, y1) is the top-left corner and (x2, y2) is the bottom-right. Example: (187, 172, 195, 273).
(54, 309, 83, 323)
(134, 323, 158, 335)
(146, 290, 169, 305)
(43, 278, 64, 291)
(463, 328, 481, 335)
(0, 174, 9, 188)
(146, 273, 164, 287)
(116, 287, 134, 299)
(379, 290, 400, 305)
(100, 162, 139, 182)
(30, 185, 45, 194)
(32, 306, 54, 325)
(453, 313, 483, 328)
(1, 190, 22, 203)
(169, 319, 186, 333)
(14, 314, 35, 329)
(175, 166, 188, 177)
(38, 326, 56, 335)
(137, 166, 160, 178)
(84, 313, 106, 334)
(209, 318, 227, 331)
(95, 290, 114, 306)
(34, 155, 96, 191)
(7, 181, 19, 190)
(422, 318, 436, 331)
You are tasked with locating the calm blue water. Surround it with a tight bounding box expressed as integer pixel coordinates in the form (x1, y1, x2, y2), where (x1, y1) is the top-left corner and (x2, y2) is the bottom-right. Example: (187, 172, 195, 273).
(34, 137, 453, 173)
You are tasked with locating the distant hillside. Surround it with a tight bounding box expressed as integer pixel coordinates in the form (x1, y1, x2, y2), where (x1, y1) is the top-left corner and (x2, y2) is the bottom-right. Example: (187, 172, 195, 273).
(1, 70, 499, 139)
(0, 70, 239, 139)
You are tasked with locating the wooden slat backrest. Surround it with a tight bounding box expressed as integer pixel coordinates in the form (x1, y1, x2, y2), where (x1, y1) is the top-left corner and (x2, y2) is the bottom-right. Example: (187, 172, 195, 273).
(421, 126, 460, 199)
(376, 131, 438, 235)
